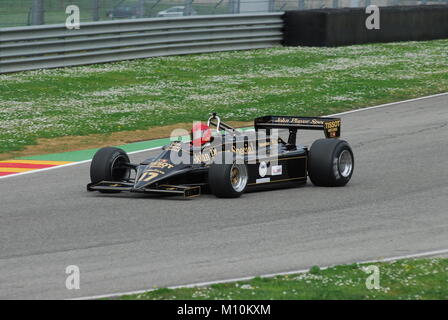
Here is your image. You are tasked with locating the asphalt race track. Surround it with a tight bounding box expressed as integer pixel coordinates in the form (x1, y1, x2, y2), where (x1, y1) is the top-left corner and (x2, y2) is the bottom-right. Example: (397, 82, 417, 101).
(1, 94, 447, 299)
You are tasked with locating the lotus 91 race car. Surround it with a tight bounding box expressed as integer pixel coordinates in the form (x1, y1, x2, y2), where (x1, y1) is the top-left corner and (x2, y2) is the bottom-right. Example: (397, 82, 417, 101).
(87, 113, 354, 198)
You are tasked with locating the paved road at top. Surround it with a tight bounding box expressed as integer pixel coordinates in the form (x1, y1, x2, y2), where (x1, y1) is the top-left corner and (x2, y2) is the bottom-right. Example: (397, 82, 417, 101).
(1, 94, 447, 299)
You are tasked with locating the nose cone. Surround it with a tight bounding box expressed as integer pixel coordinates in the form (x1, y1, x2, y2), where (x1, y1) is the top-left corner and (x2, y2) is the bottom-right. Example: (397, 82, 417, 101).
(133, 180, 151, 190)
(133, 170, 165, 190)
(133, 148, 189, 191)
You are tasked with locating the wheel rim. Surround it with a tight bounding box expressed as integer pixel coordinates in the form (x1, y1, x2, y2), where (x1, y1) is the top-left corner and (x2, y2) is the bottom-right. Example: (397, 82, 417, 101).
(111, 155, 130, 181)
(230, 164, 248, 192)
(338, 150, 353, 178)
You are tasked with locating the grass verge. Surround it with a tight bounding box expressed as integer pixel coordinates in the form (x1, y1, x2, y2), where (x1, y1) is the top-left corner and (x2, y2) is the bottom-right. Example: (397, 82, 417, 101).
(118, 258, 448, 300)
(1, 39, 447, 156)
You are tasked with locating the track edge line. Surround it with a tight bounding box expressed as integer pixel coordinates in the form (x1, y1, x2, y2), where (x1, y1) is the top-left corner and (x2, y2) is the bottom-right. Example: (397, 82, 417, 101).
(72, 247, 448, 300)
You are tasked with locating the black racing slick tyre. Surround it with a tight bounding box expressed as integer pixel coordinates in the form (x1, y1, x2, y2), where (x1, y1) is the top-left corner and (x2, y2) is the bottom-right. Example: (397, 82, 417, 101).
(308, 139, 354, 187)
(208, 153, 248, 198)
(90, 147, 130, 193)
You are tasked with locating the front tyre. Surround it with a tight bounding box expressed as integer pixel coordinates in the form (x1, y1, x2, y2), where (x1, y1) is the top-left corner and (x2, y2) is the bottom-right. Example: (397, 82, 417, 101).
(308, 139, 354, 187)
(208, 154, 248, 198)
(90, 147, 130, 193)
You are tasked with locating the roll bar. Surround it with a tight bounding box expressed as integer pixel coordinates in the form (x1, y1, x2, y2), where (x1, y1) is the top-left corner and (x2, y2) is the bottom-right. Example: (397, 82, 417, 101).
(207, 113, 241, 136)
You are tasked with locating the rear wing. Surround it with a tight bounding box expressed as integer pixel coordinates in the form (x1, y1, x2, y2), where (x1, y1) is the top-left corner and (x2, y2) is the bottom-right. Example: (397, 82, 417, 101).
(254, 116, 341, 138)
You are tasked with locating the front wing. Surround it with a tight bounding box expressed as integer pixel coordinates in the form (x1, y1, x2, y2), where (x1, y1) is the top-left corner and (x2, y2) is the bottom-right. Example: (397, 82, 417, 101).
(87, 181, 201, 198)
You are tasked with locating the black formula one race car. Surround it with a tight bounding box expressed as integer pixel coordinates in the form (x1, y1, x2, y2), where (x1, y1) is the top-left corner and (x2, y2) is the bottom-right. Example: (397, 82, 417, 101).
(87, 113, 354, 198)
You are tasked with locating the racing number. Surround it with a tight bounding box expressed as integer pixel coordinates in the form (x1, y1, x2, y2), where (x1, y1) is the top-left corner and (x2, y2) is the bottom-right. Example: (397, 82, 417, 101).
(139, 171, 159, 182)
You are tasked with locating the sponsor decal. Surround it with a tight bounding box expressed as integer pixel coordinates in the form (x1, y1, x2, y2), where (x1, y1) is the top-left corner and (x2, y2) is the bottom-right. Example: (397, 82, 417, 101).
(324, 120, 341, 130)
(166, 142, 182, 152)
(324, 120, 341, 137)
(258, 139, 279, 148)
(256, 177, 270, 184)
(258, 161, 268, 177)
(149, 160, 174, 169)
(193, 147, 218, 164)
(272, 117, 325, 125)
(232, 142, 256, 155)
(147, 168, 165, 175)
(271, 165, 282, 176)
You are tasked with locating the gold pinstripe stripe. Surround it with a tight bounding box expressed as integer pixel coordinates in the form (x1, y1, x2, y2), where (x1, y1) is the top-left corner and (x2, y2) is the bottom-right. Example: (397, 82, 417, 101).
(248, 176, 306, 186)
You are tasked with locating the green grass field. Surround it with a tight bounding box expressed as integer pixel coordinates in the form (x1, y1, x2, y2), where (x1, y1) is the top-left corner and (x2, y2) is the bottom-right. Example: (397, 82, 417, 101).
(119, 258, 448, 300)
(0, 39, 447, 154)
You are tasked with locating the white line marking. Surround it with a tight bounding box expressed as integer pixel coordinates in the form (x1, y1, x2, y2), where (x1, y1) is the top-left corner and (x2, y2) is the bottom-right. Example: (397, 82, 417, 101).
(73, 247, 448, 300)
(127, 146, 162, 155)
(326, 92, 448, 117)
(1, 91, 447, 181)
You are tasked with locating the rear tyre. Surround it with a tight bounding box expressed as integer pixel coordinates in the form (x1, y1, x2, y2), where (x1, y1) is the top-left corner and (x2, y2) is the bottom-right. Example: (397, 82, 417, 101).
(208, 153, 248, 198)
(308, 139, 354, 187)
(90, 147, 130, 193)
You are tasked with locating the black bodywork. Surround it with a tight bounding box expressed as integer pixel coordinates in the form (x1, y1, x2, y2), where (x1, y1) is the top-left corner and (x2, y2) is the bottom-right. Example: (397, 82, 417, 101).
(87, 114, 342, 198)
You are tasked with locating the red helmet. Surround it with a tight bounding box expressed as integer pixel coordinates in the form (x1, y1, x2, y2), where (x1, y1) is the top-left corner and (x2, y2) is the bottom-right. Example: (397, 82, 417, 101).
(191, 122, 212, 147)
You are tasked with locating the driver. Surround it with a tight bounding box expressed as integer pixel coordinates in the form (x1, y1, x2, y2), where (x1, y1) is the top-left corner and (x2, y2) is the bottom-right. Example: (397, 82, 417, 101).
(191, 122, 212, 147)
